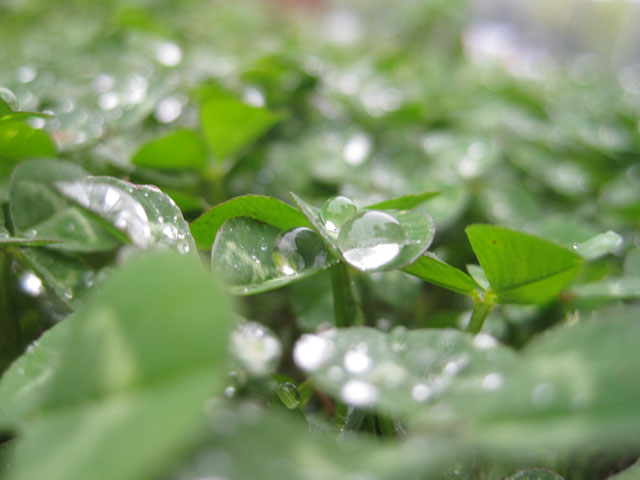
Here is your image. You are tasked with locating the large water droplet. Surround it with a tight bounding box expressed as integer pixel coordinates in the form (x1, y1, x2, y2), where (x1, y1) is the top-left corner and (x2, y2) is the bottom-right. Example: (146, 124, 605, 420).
(276, 382, 301, 409)
(340, 379, 378, 406)
(293, 333, 334, 371)
(0, 87, 18, 110)
(229, 322, 282, 376)
(338, 210, 406, 270)
(321, 196, 357, 235)
(272, 227, 328, 276)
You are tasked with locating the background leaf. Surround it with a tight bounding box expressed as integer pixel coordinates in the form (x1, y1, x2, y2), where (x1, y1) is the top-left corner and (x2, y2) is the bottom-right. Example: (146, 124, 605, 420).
(131, 129, 207, 171)
(365, 191, 440, 211)
(465, 225, 583, 304)
(0, 120, 56, 176)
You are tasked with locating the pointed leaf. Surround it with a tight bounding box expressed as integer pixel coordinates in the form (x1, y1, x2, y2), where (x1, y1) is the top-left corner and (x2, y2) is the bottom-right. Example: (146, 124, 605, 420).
(365, 191, 440, 211)
(1, 252, 235, 480)
(211, 217, 335, 295)
(573, 230, 623, 261)
(131, 129, 207, 171)
(292, 193, 435, 273)
(200, 97, 284, 160)
(190, 194, 309, 250)
(466, 264, 490, 290)
(465, 224, 583, 304)
(403, 253, 480, 296)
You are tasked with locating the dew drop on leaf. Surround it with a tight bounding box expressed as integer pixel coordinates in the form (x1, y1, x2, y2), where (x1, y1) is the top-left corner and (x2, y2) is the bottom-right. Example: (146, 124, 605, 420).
(343, 344, 372, 375)
(229, 322, 282, 377)
(340, 379, 378, 406)
(0, 87, 19, 110)
(321, 196, 357, 235)
(293, 333, 334, 371)
(338, 210, 406, 270)
(272, 227, 328, 276)
(276, 382, 301, 409)
(481, 372, 504, 391)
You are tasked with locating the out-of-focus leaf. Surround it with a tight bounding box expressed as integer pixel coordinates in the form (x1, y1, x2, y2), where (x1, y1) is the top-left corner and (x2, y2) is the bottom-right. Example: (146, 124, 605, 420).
(403, 253, 479, 296)
(465, 225, 583, 304)
(211, 217, 335, 295)
(190, 195, 309, 251)
(573, 231, 623, 261)
(0, 120, 56, 175)
(200, 97, 284, 160)
(9, 159, 88, 232)
(0, 252, 235, 480)
(505, 469, 564, 480)
(131, 129, 207, 171)
(572, 277, 640, 300)
(365, 191, 440, 211)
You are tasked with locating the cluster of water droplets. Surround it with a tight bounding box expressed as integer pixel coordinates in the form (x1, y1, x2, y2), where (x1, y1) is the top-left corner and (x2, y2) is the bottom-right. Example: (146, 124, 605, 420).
(320, 196, 408, 271)
(272, 227, 329, 276)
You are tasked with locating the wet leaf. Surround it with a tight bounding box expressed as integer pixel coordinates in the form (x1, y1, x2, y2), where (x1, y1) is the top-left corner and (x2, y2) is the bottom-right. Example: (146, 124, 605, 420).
(200, 97, 284, 160)
(56, 176, 195, 254)
(190, 194, 310, 251)
(131, 129, 207, 171)
(505, 469, 564, 480)
(292, 193, 435, 273)
(0, 252, 235, 480)
(292, 326, 512, 414)
(573, 231, 623, 261)
(465, 225, 583, 304)
(403, 253, 480, 296)
(211, 217, 335, 295)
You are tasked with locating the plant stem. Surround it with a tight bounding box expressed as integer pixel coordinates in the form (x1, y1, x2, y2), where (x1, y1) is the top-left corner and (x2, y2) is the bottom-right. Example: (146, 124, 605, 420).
(0, 250, 20, 372)
(467, 289, 496, 334)
(330, 262, 363, 328)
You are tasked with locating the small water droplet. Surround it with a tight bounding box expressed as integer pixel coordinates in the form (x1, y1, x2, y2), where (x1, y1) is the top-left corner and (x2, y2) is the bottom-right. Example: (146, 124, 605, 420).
(224, 386, 236, 398)
(343, 133, 371, 166)
(532, 382, 555, 408)
(230, 322, 281, 376)
(276, 382, 301, 409)
(411, 383, 433, 402)
(473, 333, 498, 350)
(343, 344, 372, 375)
(321, 196, 357, 235)
(272, 227, 328, 276)
(0, 87, 19, 110)
(155, 41, 182, 67)
(20, 271, 43, 297)
(481, 372, 504, 391)
(24, 229, 37, 238)
(340, 379, 378, 406)
(338, 210, 406, 270)
(293, 333, 334, 371)
(62, 289, 73, 300)
(154, 96, 183, 123)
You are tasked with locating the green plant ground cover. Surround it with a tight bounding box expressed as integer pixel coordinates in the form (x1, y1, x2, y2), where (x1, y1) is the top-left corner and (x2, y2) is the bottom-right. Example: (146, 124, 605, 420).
(1, 1, 640, 479)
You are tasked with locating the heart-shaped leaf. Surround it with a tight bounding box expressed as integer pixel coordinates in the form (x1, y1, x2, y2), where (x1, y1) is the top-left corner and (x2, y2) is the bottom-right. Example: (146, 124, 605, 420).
(465, 225, 583, 304)
(211, 217, 335, 294)
(292, 193, 435, 273)
(190, 194, 310, 250)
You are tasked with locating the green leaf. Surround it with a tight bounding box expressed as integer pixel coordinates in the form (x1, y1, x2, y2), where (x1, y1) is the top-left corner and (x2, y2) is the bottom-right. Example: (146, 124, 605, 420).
(9, 159, 88, 232)
(200, 97, 284, 160)
(0, 120, 56, 175)
(465, 224, 583, 304)
(573, 231, 623, 261)
(56, 176, 195, 254)
(0, 111, 52, 123)
(131, 129, 207, 171)
(505, 469, 564, 480)
(571, 277, 640, 300)
(190, 194, 310, 251)
(365, 191, 440, 211)
(293, 326, 513, 415)
(0, 252, 235, 480)
(466, 264, 490, 290)
(403, 253, 479, 296)
(211, 217, 335, 295)
(419, 306, 640, 453)
(28, 207, 122, 252)
(292, 193, 435, 273)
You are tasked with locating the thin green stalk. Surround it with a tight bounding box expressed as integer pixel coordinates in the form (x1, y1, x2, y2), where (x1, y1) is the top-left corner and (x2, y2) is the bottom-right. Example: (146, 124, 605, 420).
(330, 261, 363, 328)
(467, 289, 496, 334)
(0, 250, 20, 372)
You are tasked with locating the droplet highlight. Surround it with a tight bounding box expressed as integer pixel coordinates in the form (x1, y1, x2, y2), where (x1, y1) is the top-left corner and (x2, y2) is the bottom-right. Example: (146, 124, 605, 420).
(272, 227, 328, 275)
(321, 196, 357, 235)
